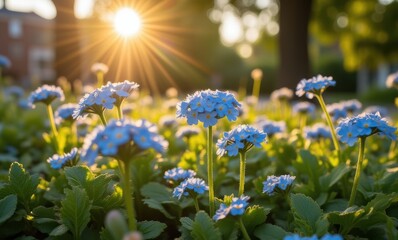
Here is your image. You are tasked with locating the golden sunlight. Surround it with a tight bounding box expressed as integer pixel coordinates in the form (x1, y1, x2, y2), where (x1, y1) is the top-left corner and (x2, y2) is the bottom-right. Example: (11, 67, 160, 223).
(113, 7, 142, 37)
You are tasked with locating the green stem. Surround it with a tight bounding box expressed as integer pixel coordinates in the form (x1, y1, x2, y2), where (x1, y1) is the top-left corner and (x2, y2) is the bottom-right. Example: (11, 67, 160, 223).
(98, 112, 107, 126)
(252, 78, 262, 100)
(315, 94, 341, 157)
(207, 126, 215, 216)
(239, 152, 246, 196)
(388, 140, 396, 160)
(120, 160, 137, 230)
(193, 195, 200, 212)
(238, 217, 251, 240)
(46, 104, 60, 153)
(97, 72, 104, 88)
(117, 105, 123, 119)
(349, 137, 366, 207)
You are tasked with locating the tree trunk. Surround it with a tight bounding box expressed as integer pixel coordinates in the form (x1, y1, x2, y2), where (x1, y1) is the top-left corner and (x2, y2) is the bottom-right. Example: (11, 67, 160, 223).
(53, 0, 81, 85)
(278, 0, 312, 89)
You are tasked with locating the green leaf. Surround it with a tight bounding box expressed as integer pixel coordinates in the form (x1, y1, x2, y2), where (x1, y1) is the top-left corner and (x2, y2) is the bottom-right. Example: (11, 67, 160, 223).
(138, 220, 167, 239)
(180, 217, 194, 230)
(319, 163, 351, 190)
(290, 193, 328, 235)
(50, 224, 69, 236)
(327, 206, 365, 234)
(191, 211, 221, 240)
(64, 166, 94, 188)
(0, 194, 17, 224)
(297, 150, 320, 192)
(215, 218, 238, 240)
(242, 205, 270, 233)
(140, 182, 174, 202)
(8, 162, 39, 210)
(88, 174, 112, 205)
(254, 224, 289, 240)
(142, 199, 175, 219)
(61, 186, 92, 239)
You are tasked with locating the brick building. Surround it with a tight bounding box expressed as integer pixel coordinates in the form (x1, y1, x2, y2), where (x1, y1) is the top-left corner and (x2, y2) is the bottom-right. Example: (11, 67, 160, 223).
(0, 7, 55, 86)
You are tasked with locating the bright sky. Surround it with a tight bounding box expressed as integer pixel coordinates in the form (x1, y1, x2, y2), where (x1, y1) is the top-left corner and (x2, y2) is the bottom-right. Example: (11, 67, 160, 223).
(2, 0, 94, 19)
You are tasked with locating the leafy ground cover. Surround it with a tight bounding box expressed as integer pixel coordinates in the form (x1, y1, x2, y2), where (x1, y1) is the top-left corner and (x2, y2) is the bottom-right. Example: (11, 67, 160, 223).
(0, 72, 397, 240)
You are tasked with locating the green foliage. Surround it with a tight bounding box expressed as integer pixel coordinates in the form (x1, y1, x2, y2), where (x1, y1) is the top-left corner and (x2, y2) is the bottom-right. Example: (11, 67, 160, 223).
(137, 221, 167, 239)
(0, 194, 17, 224)
(254, 224, 289, 240)
(61, 186, 92, 239)
(242, 205, 270, 233)
(290, 193, 329, 236)
(141, 182, 180, 219)
(191, 211, 222, 240)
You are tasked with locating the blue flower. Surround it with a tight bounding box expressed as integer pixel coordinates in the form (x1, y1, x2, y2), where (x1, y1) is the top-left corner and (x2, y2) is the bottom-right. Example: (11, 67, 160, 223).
(103, 80, 139, 107)
(263, 175, 295, 196)
(73, 87, 115, 119)
(172, 177, 208, 200)
(164, 167, 196, 182)
(326, 103, 348, 122)
(3, 86, 24, 99)
(296, 75, 336, 99)
(256, 119, 286, 137)
(293, 101, 316, 115)
(304, 123, 331, 140)
(55, 103, 78, 124)
(213, 195, 250, 221)
(47, 148, 79, 169)
(159, 115, 177, 128)
(284, 234, 318, 240)
(270, 87, 293, 101)
(176, 126, 201, 139)
(81, 119, 168, 165)
(28, 85, 65, 107)
(341, 99, 362, 114)
(320, 234, 343, 240)
(177, 90, 241, 127)
(216, 125, 266, 157)
(0, 55, 11, 68)
(363, 105, 389, 117)
(336, 112, 397, 146)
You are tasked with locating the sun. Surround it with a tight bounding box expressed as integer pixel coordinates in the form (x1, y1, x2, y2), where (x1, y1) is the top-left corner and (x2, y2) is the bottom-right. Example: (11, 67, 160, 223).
(113, 7, 142, 37)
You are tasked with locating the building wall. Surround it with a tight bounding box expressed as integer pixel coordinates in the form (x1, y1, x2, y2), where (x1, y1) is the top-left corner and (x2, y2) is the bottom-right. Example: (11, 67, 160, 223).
(0, 10, 55, 86)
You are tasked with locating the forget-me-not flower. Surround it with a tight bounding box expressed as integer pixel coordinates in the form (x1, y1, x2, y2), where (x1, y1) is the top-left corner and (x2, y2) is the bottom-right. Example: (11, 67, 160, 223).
(81, 119, 168, 165)
(164, 167, 196, 182)
(172, 177, 208, 200)
(216, 125, 267, 157)
(28, 85, 65, 108)
(304, 123, 331, 140)
(47, 148, 79, 169)
(270, 87, 293, 101)
(296, 75, 336, 99)
(293, 101, 316, 115)
(213, 195, 250, 221)
(177, 90, 241, 127)
(55, 103, 78, 124)
(263, 175, 295, 196)
(336, 112, 397, 146)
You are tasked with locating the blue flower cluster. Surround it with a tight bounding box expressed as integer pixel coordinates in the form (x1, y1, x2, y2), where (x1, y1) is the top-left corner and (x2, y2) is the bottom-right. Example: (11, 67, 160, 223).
(81, 119, 168, 165)
(304, 123, 331, 140)
(159, 115, 177, 128)
(55, 103, 78, 124)
(327, 100, 362, 121)
(175, 126, 201, 139)
(336, 112, 397, 146)
(284, 234, 343, 240)
(293, 101, 316, 115)
(176, 90, 241, 127)
(270, 87, 293, 101)
(47, 148, 79, 169)
(3, 86, 24, 99)
(164, 167, 196, 182)
(363, 105, 389, 117)
(216, 125, 267, 157)
(172, 177, 208, 199)
(213, 195, 250, 221)
(102, 80, 139, 106)
(0, 55, 11, 68)
(257, 119, 286, 137)
(73, 81, 139, 119)
(263, 175, 296, 196)
(386, 71, 398, 89)
(296, 75, 336, 99)
(28, 85, 65, 107)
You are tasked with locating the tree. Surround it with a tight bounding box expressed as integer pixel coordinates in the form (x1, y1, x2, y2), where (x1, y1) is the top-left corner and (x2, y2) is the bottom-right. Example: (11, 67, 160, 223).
(53, 0, 82, 85)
